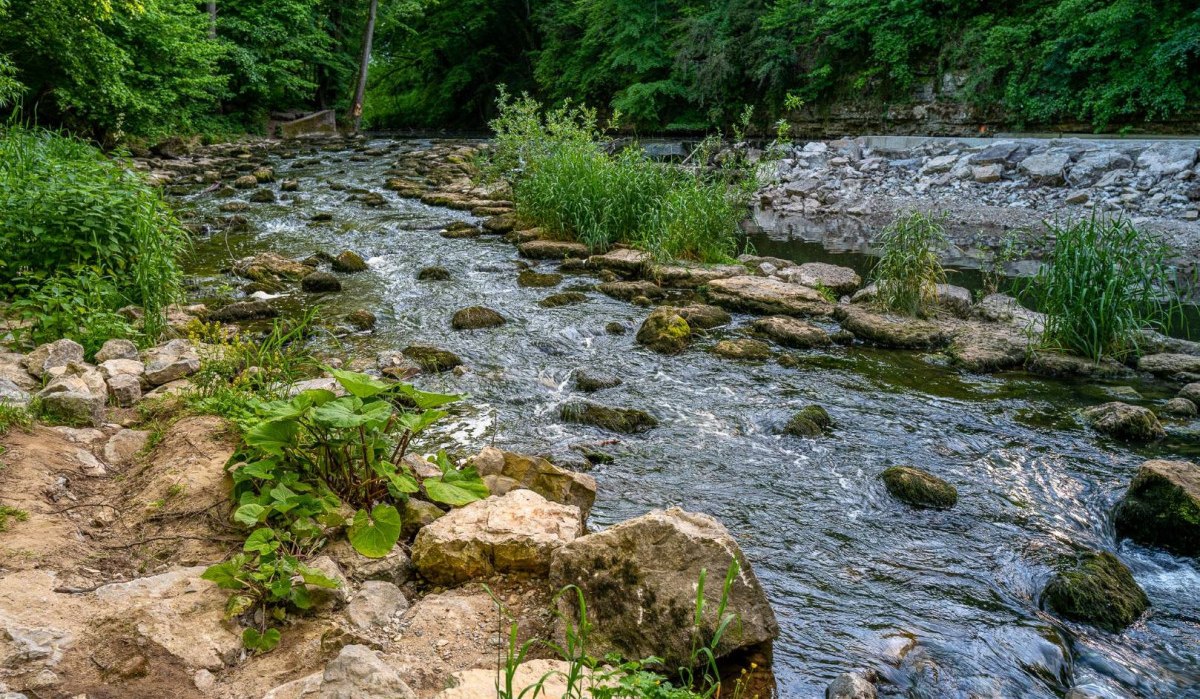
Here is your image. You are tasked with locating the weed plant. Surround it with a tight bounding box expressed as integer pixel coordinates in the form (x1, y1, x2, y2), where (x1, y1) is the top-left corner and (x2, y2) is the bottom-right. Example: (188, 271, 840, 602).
(871, 210, 948, 317)
(1024, 213, 1185, 361)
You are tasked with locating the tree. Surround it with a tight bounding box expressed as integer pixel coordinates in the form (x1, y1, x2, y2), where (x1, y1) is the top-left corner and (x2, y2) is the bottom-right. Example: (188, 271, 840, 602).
(348, 0, 379, 131)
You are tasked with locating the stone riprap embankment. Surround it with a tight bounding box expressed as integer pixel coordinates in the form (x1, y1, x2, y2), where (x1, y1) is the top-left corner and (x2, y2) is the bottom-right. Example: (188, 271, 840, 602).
(757, 136, 1200, 262)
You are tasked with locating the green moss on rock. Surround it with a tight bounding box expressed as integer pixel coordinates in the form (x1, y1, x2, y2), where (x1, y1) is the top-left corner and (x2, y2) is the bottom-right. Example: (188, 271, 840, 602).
(1042, 551, 1148, 632)
(451, 306, 506, 330)
(560, 401, 658, 434)
(636, 308, 691, 354)
(1113, 460, 1200, 556)
(1081, 402, 1165, 442)
(402, 345, 462, 372)
(784, 405, 832, 437)
(517, 269, 563, 288)
(881, 466, 957, 509)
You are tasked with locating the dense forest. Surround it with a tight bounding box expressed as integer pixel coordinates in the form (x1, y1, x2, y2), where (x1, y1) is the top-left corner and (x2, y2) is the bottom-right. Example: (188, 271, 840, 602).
(1, 0, 1199, 138)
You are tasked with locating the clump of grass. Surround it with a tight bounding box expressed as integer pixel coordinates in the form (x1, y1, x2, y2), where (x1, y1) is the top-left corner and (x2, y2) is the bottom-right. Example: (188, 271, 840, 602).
(487, 91, 770, 263)
(0, 505, 28, 532)
(0, 403, 32, 436)
(1025, 214, 1184, 362)
(871, 210, 948, 317)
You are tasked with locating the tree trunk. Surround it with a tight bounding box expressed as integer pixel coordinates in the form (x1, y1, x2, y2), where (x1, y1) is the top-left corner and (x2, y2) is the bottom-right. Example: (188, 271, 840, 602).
(349, 0, 379, 133)
(207, 1, 217, 38)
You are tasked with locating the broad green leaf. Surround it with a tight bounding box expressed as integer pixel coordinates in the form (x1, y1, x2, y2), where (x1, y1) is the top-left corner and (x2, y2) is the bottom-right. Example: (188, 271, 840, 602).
(242, 627, 281, 653)
(424, 465, 490, 507)
(225, 594, 255, 618)
(373, 461, 419, 494)
(295, 388, 338, 406)
(244, 527, 279, 554)
(310, 396, 392, 428)
(393, 383, 462, 409)
(329, 368, 392, 398)
(347, 504, 402, 558)
(233, 503, 267, 526)
(298, 566, 340, 589)
(201, 559, 247, 589)
(244, 418, 299, 456)
(395, 409, 447, 436)
(238, 459, 278, 481)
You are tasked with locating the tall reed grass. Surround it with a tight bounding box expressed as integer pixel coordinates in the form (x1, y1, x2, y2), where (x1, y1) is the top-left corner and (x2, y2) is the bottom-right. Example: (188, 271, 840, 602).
(871, 210, 948, 317)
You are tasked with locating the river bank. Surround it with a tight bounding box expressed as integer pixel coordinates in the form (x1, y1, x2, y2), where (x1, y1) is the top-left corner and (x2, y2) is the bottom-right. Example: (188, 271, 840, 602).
(3, 133, 1199, 698)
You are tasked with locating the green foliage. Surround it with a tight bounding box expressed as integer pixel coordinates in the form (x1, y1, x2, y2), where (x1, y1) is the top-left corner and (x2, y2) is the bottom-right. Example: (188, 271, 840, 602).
(0, 124, 185, 339)
(1023, 214, 1183, 362)
(871, 211, 948, 317)
(488, 92, 763, 263)
(0, 505, 29, 532)
(0, 404, 32, 437)
(9, 269, 139, 356)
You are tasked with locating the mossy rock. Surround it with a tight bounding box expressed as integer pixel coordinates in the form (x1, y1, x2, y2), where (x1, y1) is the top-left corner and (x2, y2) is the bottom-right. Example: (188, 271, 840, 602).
(332, 250, 368, 273)
(560, 401, 657, 434)
(301, 271, 342, 293)
(1113, 460, 1200, 556)
(451, 306, 506, 330)
(1042, 551, 1148, 632)
(248, 189, 276, 203)
(635, 307, 691, 355)
(783, 405, 832, 437)
(539, 292, 587, 308)
(402, 345, 462, 372)
(518, 269, 563, 288)
(712, 339, 772, 361)
(574, 371, 623, 393)
(881, 466, 957, 509)
(1081, 402, 1165, 442)
(347, 309, 376, 330)
(417, 266, 451, 281)
(605, 322, 627, 335)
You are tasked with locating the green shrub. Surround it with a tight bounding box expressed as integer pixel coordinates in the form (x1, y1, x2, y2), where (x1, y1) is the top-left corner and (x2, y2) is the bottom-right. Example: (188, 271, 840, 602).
(487, 91, 764, 263)
(1024, 214, 1183, 361)
(8, 269, 139, 356)
(870, 211, 948, 317)
(0, 124, 186, 339)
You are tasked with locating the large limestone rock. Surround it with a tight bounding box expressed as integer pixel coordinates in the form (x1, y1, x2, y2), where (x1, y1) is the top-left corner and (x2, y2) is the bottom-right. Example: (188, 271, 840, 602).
(0, 353, 37, 391)
(0, 378, 30, 407)
(1042, 551, 1148, 632)
(774, 262, 861, 296)
(753, 316, 832, 348)
(142, 340, 200, 386)
(1137, 353, 1200, 378)
(39, 390, 105, 427)
(232, 252, 313, 282)
(22, 339, 84, 379)
(1081, 402, 1165, 442)
(470, 447, 597, 519)
(38, 362, 106, 399)
(707, 276, 833, 316)
(261, 644, 416, 699)
(946, 323, 1029, 372)
(833, 305, 947, 349)
(1113, 460, 1200, 556)
(589, 248, 652, 275)
(651, 263, 743, 288)
(1018, 151, 1072, 185)
(636, 307, 691, 354)
(94, 339, 138, 363)
(1136, 142, 1197, 178)
(599, 280, 665, 301)
(410, 490, 582, 586)
(674, 304, 731, 330)
(518, 240, 590, 260)
(548, 507, 779, 668)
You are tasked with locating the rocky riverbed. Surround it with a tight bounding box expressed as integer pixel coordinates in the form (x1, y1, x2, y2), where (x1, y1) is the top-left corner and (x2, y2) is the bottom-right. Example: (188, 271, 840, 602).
(2, 134, 1200, 698)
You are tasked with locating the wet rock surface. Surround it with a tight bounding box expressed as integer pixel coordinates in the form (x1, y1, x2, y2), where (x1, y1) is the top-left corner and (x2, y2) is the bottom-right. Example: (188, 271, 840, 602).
(1113, 460, 1200, 556)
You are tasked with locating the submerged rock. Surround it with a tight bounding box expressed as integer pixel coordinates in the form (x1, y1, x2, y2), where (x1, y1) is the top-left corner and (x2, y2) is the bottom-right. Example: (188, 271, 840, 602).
(451, 305, 506, 330)
(753, 316, 832, 348)
(784, 405, 833, 437)
(1042, 551, 1148, 632)
(560, 401, 658, 433)
(347, 309, 377, 330)
(301, 270, 342, 292)
(417, 265, 451, 281)
(207, 300, 277, 323)
(574, 370, 622, 392)
(517, 269, 563, 288)
(712, 339, 772, 361)
(539, 291, 587, 308)
(411, 490, 582, 586)
(946, 323, 1029, 372)
(826, 672, 878, 699)
(231, 253, 312, 282)
(332, 250, 368, 272)
(881, 466, 958, 509)
(833, 306, 947, 349)
(636, 307, 691, 354)
(1113, 459, 1200, 556)
(402, 345, 462, 372)
(599, 280, 665, 301)
(548, 507, 779, 668)
(1179, 383, 1200, 405)
(1081, 402, 1165, 442)
(1161, 397, 1197, 416)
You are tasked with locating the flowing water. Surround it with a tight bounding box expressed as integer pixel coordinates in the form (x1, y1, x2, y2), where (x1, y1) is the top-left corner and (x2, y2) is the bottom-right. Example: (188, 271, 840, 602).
(177, 139, 1200, 698)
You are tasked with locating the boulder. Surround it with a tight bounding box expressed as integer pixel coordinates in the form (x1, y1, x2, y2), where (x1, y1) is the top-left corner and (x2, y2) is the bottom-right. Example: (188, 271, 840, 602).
(560, 401, 658, 433)
(1026, 352, 1130, 379)
(675, 304, 732, 330)
(470, 447, 597, 518)
(410, 490, 582, 586)
(325, 538, 414, 585)
(969, 142, 1020, 165)
(1180, 383, 1200, 405)
(482, 213, 518, 233)
(833, 306, 947, 349)
(347, 309, 376, 330)
(548, 507, 779, 668)
(450, 306, 506, 330)
(142, 340, 200, 386)
(574, 370, 622, 392)
(651, 263, 743, 288)
(233, 174, 257, 189)
(753, 316, 831, 348)
(540, 291, 587, 308)
(517, 269, 563, 288)
(232, 252, 313, 282)
(707, 276, 834, 316)
(712, 339, 772, 361)
(95, 339, 138, 363)
(776, 262, 862, 296)
(946, 323, 1029, 372)
(23, 339, 84, 379)
(784, 405, 832, 437)
(1161, 397, 1197, 416)
(208, 300, 278, 323)
(975, 293, 1045, 333)
(1018, 151, 1072, 185)
(518, 240, 590, 260)
(262, 644, 416, 699)
(1081, 402, 1165, 442)
(1113, 459, 1200, 556)
(0, 354, 37, 392)
(599, 280, 665, 301)
(1069, 150, 1133, 184)
(401, 345, 462, 372)
(1138, 353, 1200, 378)
(417, 266, 451, 281)
(37, 362, 106, 399)
(332, 250, 368, 273)
(98, 358, 144, 379)
(589, 248, 652, 275)
(249, 189, 275, 203)
(971, 164, 1004, 183)
(636, 307, 691, 354)
(1136, 142, 1197, 178)
(881, 466, 958, 509)
(346, 581, 409, 632)
(827, 672, 878, 699)
(301, 271, 342, 292)
(1042, 551, 1148, 632)
(0, 378, 31, 407)
(107, 373, 143, 407)
(400, 499, 444, 541)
